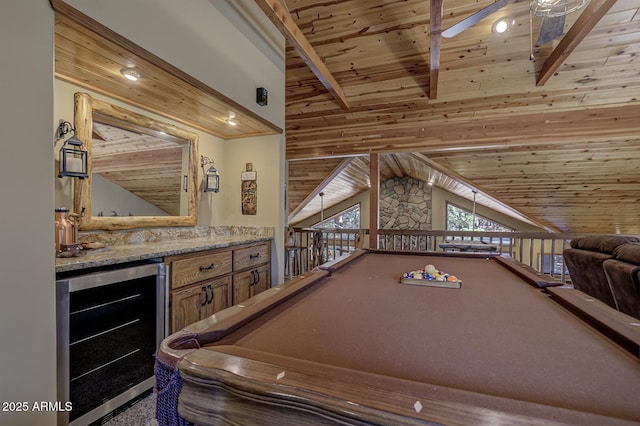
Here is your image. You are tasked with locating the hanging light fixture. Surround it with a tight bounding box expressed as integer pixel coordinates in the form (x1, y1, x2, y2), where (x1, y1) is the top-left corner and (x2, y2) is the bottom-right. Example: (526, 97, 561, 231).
(471, 190, 478, 232)
(56, 120, 88, 179)
(200, 155, 220, 193)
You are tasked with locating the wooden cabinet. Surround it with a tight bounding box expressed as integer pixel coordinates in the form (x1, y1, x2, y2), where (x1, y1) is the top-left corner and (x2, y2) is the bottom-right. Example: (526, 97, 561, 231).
(166, 241, 271, 333)
(233, 264, 271, 305)
(171, 276, 232, 333)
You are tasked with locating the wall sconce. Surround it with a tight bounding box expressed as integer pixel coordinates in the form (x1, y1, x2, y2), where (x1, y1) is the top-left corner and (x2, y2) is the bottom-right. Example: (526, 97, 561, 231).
(200, 155, 220, 193)
(57, 120, 88, 179)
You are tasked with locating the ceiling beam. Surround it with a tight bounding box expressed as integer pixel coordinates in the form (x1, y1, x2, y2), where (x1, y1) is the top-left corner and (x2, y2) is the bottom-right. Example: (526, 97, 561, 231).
(287, 157, 354, 223)
(409, 153, 558, 232)
(537, 0, 617, 86)
(429, 0, 444, 99)
(285, 104, 640, 160)
(255, 0, 350, 110)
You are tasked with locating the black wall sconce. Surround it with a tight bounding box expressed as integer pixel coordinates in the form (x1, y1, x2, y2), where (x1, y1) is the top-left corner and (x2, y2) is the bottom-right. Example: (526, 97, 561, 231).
(256, 87, 268, 106)
(56, 120, 88, 179)
(201, 155, 220, 193)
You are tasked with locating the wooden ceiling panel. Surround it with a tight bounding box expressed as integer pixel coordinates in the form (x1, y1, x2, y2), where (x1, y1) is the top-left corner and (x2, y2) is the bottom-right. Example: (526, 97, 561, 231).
(283, 0, 640, 233)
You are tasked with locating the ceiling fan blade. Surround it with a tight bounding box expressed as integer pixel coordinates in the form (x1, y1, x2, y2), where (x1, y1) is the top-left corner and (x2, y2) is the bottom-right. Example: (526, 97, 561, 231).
(442, 0, 518, 38)
(536, 14, 566, 46)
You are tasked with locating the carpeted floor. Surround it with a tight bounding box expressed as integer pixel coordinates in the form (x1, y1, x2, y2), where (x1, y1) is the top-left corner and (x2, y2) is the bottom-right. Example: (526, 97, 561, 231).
(103, 392, 157, 426)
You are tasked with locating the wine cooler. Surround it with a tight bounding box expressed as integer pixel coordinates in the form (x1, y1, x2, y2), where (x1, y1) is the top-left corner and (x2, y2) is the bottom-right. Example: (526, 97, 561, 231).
(56, 260, 166, 425)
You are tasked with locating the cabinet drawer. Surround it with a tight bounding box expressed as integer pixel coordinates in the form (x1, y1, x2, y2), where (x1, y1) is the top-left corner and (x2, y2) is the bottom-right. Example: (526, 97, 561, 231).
(170, 250, 232, 289)
(234, 243, 270, 271)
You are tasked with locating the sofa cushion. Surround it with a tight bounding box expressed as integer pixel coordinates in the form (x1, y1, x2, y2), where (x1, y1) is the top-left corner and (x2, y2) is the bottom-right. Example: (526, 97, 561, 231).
(603, 258, 640, 319)
(564, 248, 616, 308)
(570, 236, 639, 254)
(613, 243, 640, 265)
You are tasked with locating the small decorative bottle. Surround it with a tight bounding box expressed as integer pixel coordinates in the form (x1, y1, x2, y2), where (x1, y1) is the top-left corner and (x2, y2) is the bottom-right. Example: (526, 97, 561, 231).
(55, 207, 74, 253)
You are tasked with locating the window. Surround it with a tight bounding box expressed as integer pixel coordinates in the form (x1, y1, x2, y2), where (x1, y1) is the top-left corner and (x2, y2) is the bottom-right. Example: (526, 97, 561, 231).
(313, 204, 360, 229)
(446, 203, 513, 232)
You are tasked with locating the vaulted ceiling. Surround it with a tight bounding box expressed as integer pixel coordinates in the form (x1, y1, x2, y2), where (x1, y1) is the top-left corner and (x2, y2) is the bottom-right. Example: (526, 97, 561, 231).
(52, 0, 640, 234)
(283, 0, 640, 234)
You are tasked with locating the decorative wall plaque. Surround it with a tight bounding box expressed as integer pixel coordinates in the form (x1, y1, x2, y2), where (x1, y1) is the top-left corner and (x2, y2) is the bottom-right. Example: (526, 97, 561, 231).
(241, 163, 257, 215)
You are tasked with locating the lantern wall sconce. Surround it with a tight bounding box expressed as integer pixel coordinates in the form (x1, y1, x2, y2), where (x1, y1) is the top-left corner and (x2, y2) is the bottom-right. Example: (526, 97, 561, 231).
(56, 120, 88, 179)
(200, 155, 220, 193)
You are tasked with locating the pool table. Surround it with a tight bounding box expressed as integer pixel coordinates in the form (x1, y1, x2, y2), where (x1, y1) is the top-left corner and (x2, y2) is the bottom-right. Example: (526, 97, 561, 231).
(156, 250, 640, 426)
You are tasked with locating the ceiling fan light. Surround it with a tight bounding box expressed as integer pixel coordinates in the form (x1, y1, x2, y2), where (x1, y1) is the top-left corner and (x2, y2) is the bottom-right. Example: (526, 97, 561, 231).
(530, 0, 591, 18)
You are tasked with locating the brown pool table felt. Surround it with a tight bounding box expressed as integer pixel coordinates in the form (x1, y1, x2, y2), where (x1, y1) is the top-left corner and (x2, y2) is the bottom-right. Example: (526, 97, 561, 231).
(171, 251, 640, 425)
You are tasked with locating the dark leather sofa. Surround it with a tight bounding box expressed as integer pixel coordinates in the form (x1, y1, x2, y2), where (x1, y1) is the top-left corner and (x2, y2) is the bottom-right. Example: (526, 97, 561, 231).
(603, 243, 640, 318)
(564, 235, 640, 318)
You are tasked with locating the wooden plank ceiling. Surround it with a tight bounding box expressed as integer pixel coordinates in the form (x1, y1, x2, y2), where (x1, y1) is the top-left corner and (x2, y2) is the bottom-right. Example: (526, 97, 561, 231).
(283, 0, 640, 234)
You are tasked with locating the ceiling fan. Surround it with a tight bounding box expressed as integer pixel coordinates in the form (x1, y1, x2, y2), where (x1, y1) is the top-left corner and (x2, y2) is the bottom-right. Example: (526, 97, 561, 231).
(441, 0, 591, 46)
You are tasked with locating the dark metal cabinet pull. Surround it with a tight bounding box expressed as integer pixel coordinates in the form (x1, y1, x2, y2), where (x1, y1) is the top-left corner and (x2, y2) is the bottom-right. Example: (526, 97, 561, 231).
(249, 253, 261, 259)
(199, 263, 216, 272)
(207, 284, 213, 304)
(200, 286, 208, 306)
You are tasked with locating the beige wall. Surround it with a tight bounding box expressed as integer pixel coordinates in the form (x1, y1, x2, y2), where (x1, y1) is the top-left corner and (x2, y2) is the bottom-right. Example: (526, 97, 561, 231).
(0, 2, 57, 425)
(220, 135, 287, 283)
(0, 3, 284, 425)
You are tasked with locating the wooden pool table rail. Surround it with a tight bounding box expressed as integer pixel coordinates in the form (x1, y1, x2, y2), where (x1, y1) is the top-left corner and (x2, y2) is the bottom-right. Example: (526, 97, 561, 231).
(547, 286, 640, 358)
(178, 344, 605, 426)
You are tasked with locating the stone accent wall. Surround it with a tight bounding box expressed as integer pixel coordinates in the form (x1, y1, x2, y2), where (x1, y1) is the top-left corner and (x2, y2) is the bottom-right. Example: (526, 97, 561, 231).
(380, 177, 432, 230)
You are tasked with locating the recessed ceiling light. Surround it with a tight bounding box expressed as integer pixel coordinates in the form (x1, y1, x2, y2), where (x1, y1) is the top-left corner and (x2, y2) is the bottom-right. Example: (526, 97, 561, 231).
(120, 67, 143, 81)
(226, 112, 238, 126)
(492, 17, 514, 34)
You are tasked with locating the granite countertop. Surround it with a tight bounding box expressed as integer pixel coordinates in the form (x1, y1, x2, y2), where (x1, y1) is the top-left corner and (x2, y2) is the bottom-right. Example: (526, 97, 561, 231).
(55, 226, 273, 273)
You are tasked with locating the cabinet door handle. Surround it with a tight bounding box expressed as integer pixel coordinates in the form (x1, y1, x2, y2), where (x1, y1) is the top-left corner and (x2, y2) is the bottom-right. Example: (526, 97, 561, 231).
(200, 263, 216, 272)
(255, 270, 260, 284)
(249, 253, 261, 259)
(207, 284, 214, 305)
(201, 286, 208, 306)
(250, 270, 256, 286)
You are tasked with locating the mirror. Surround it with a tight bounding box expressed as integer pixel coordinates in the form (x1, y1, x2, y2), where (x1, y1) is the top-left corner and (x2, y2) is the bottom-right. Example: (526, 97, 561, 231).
(73, 92, 199, 230)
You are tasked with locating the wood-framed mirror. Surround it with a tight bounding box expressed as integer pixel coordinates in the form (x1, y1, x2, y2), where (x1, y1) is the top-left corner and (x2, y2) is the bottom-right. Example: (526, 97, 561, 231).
(73, 92, 199, 230)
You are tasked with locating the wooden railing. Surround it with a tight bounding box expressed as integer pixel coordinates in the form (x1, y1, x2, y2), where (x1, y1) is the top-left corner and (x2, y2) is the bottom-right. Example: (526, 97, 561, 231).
(286, 228, 611, 283)
(375, 230, 598, 283)
(286, 228, 366, 278)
